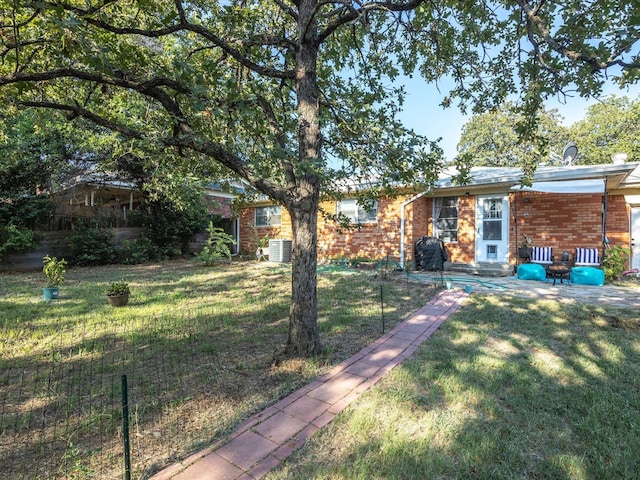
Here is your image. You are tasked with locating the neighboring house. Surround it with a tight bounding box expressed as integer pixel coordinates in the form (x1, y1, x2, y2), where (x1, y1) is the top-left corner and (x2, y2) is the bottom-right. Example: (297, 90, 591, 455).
(3, 176, 243, 272)
(51, 174, 238, 227)
(48, 175, 242, 255)
(49, 175, 145, 230)
(239, 161, 640, 274)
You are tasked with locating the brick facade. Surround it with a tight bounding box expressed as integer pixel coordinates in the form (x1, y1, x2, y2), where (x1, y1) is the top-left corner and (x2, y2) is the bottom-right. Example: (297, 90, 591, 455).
(239, 190, 634, 267)
(511, 191, 630, 262)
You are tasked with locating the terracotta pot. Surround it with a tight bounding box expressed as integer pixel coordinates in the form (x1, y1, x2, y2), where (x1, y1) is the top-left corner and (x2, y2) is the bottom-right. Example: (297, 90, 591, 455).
(107, 293, 130, 307)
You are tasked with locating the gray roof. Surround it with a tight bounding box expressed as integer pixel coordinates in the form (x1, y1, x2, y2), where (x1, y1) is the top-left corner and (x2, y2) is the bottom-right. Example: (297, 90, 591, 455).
(434, 162, 640, 192)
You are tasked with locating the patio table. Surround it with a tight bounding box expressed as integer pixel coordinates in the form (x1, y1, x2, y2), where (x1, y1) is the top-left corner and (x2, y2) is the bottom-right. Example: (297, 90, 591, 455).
(546, 262, 572, 285)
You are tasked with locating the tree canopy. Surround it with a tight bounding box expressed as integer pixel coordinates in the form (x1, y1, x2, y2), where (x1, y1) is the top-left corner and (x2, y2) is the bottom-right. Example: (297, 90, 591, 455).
(457, 95, 640, 167)
(1, 0, 639, 356)
(457, 103, 570, 167)
(567, 95, 640, 164)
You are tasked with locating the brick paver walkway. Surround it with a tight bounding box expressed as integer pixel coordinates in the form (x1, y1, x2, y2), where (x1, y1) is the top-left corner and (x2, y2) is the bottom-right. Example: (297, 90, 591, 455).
(150, 289, 467, 480)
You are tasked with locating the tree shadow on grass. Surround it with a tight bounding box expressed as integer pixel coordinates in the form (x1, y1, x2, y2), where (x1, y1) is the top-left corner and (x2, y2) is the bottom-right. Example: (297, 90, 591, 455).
(268, 294, 640, 480)
(1, 261, 435, 479)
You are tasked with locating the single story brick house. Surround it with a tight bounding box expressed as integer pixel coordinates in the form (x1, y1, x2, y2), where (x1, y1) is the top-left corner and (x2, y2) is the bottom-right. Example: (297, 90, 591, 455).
(239, 161, 640, 274)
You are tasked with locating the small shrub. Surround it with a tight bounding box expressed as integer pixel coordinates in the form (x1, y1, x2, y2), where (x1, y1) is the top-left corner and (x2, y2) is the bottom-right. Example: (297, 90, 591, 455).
(118, 237, 156, 264)
(0, 223, 35, 262)
(602, 246, 631, 283)
(106, 281, 130, 296)
(197, 222, 237, 266)
(68, 220, 117, 266)
(43, 255, 67, 287)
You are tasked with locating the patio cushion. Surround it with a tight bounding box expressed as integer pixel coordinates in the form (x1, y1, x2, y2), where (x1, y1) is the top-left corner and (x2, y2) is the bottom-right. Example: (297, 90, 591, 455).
(530, 246, 553, 265)
(570, 267, 604, 286)
(517, 263, 547, 281)
(574, 248, 600, 266)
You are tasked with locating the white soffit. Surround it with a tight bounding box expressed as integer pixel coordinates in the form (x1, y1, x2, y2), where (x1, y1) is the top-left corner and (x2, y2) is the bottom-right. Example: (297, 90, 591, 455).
(510, 179, 605, 194)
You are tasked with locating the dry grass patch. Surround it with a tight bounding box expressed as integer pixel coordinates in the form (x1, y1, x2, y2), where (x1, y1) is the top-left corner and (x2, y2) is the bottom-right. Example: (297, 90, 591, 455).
(0, 259, 435, 479)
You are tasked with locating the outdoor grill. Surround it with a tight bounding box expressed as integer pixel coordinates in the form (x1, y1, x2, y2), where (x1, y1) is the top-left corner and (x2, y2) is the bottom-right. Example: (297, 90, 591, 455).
(415, 236, 448, 271)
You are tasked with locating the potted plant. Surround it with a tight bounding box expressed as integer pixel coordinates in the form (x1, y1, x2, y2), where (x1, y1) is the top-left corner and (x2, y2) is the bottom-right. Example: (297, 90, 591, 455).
(106, 281, 131, 307)
(518, 234, 533, 259)
(42, 255, 67, 301)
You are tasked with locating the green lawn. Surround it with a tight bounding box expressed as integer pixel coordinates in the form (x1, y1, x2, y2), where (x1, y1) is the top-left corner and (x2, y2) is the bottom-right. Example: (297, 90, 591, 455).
(0, 259, 434, 479)
(266, 294, 640, 480)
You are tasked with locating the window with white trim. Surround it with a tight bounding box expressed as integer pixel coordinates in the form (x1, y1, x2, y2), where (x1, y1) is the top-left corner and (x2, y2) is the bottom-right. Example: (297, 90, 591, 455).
(337, 199, 378, 224)
(433, 196, 458, 242)
(254, 206, 282, 227)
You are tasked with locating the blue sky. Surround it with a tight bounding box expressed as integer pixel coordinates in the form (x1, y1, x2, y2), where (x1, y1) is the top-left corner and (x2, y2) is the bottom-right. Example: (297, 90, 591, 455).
(397, 77, 640, 161)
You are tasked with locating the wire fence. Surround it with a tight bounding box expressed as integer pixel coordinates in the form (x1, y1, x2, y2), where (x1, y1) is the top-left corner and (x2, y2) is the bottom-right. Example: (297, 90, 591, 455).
(1, 269, 437, 479)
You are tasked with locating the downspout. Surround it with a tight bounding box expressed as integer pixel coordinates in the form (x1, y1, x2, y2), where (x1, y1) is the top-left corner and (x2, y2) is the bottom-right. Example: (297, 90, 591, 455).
(602, 176, 609, 249)
(400, 190, 430, 269)
(513, 193, 519, 267)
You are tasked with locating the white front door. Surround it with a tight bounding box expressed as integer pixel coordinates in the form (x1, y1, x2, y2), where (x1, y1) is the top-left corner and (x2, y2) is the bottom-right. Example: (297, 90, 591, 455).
(476, 195, 510, 263)
(631, 207, 640, 270)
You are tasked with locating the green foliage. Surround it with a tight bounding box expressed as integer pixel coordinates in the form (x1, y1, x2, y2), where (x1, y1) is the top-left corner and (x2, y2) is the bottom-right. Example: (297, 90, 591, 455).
(457, 103, 569, 167)
(118, 236, 157, 265)
(0, 194, 55, 229)
(0, 110, 58, 245)
(197, 222, 237, 265)
(106, 281, 130, 296)
(0, 223, 35, 262)
(567, 96, 640, 164)
(602, 246, 632, 283)
(67, 220, 117, 266)
(143, 184, 209, 258)
(42, 255, 67, 287)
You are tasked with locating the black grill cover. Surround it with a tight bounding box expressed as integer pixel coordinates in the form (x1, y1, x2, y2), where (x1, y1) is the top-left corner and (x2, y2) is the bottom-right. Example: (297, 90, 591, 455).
(415, 236, 448, 271)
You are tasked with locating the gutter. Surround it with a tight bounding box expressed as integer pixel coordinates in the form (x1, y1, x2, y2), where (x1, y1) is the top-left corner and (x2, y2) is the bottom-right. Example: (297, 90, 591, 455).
(400, 190, 430, 269)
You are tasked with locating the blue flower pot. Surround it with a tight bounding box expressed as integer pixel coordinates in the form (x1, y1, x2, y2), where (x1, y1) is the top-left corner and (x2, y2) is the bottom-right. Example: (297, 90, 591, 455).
(43, 287, 59, 301)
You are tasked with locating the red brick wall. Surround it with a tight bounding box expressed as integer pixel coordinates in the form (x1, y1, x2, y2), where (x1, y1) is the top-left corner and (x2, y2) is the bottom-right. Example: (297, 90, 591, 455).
(238, 206, 290, 254)
(407, 196, 475, 265)
(511, 191, 629, 262)
(239, 191, 631, 265)
(317, 197, 404, 260)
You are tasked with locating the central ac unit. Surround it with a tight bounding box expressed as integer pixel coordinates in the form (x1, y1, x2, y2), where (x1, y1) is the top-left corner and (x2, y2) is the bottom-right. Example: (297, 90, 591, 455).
(268, 239, 292, 263)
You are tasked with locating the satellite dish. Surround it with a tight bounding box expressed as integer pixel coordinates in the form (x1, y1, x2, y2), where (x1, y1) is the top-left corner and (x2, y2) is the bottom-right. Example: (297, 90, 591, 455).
(562, 142, 578, 166)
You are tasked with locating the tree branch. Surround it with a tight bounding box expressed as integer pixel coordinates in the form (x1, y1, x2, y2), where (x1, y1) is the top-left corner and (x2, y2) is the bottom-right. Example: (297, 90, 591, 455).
(19, 98, 288, 203)
(0, 67, 191, 95)
(41, 0, 296, 81)
(318, 0, 425, 43)
(517, 0, 640, 72)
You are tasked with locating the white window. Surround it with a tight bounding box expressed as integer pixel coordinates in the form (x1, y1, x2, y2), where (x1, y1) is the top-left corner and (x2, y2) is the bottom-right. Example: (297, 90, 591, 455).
(254, 206, 281, 227)
(433, 196, 458, 242)
(337, 199, 378, 224)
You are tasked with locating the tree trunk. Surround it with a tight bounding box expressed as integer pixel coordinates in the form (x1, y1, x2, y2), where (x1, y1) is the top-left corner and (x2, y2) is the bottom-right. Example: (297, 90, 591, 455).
(283, 0, 322, 356)
(286, 196, 322, 356)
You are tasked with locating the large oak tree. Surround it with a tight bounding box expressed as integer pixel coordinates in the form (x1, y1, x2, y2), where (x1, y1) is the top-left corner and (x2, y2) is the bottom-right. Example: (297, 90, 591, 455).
(1, 0, 639, 356)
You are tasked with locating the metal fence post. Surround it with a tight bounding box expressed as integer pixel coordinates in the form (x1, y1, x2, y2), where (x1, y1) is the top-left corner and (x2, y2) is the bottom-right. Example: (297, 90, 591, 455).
(121, 375, 131, 480)
(380, 284, 385, 333)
